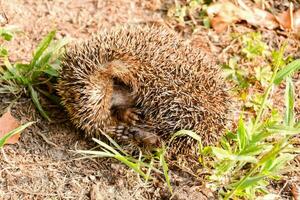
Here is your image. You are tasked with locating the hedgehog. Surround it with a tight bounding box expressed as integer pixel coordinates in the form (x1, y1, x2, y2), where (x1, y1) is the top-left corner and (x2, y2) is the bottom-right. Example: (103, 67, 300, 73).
(56, 25, 231, 154)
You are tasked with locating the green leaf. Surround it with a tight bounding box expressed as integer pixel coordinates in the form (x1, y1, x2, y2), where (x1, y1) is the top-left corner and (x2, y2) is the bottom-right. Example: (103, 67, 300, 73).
(254, 66, 272, 87)
(203, 17, 211, 29)
(0, 122, 34, 148)
(211, 147, 231, 160)
(258, 142, 283, 166)
(0, 29, 13, 41)
(233, 175, 266, 191)
(241, 32, 269, 59)
(211, 146, 258, 163)
(28, 85, 51, 121)
(262, 153, 295, 174)
(0, 47, 8, 57)
(271, 45, 286, 70)
(250, 130, 272, 144)
(274, 59, 300, 85)
(30, 30, 56, 68)
(266, 125, 300, 136)
(284, 77, 295, 126)
(4, 58, 18, 77)
(36, 53, 52, 69)
(239, 144, 267, 156)
(234, 155, 258, 163)
(48, 36, 71, 56)
(220, 135, 232, 151)
(237, 116, 248, 151)
(36, 36, 70, 69)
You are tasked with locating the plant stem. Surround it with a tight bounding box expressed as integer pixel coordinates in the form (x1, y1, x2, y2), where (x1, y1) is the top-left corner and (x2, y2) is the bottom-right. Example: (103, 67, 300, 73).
(231, 50, 285, 199)
(224, 165, 259, 200)
(251, 65, 280, 133)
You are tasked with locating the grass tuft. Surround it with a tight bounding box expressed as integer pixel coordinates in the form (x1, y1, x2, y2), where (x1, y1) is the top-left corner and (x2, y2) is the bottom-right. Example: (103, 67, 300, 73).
(0, 28, 70, 121)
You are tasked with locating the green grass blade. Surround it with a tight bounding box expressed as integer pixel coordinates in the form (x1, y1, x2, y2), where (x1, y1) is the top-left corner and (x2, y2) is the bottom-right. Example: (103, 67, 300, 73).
(35, 87, 61, 105)
(76, 150, 114, 157)
(0, 121, 34, 147)
(78, 148, 149, 180)
(37, 37, 71, 73)
(30, 30, 56, 68)
(274, 59, 300, 85)
(101, 133, 129, 156)
(92, 138, 120, 155)
(48, 36, 71, 56)
(284, 77, 295, 126)
(115, 155, 148, 179)
(145, 158, 154, 183)
(159, 148, 173, 194)
(43, 64, 59, 77)
(28, 85, 51, 121)
(36, 53, 52, 69)
(170, 130, 202, 144)
(4, 58, 22, 83)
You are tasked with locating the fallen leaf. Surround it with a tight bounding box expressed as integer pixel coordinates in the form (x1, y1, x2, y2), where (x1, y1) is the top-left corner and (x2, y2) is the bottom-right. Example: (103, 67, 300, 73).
(291, 183, 300, 200)
(293, 9, 300, 32)
(207, 2, 241, 23)
(210, 16, 230, 33)
(207, 1, 300, 34)
(243, 7, 279, 29)
(275, 4, 293, 29)
(0, 111, 21, 144)
(207, 2, 241, 32)
(207, 1, 279, 32)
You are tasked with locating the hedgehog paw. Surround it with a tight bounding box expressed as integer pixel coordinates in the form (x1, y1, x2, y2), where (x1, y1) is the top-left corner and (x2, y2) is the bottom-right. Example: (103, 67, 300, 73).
(127, 127, 161, 147)
(116, 107, 141, 125)
(108, 125, 161, 147)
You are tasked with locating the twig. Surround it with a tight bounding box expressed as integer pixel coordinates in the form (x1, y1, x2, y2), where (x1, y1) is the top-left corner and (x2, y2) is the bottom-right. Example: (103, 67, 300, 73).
(36, 131, 58, 147)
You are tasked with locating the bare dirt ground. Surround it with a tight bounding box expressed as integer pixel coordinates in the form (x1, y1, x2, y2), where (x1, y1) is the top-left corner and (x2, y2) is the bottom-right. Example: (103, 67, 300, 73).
(0, 0, 300, 199)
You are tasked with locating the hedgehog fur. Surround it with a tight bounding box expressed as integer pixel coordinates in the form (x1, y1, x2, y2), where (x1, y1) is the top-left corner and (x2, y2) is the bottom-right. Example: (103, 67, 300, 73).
(56, 25, 231, 154)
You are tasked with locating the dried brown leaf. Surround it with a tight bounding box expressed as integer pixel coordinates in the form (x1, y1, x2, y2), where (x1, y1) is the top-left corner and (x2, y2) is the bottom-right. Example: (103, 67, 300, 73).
(0, 111, 21, 144)
(207, 2, 241, 32)
(210, 16, 229, 33)
(241, 7, 279, 29)
(275, 8, 293, 30)
(207, 2, 241, 23)
(207, 1, 279, 32)
(293, 9, 300, 32)
(291, 183, 300, 200)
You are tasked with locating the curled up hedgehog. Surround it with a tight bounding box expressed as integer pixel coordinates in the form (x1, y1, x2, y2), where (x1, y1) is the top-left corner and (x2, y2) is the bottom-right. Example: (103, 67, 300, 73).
(56, 25, 231, 155)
